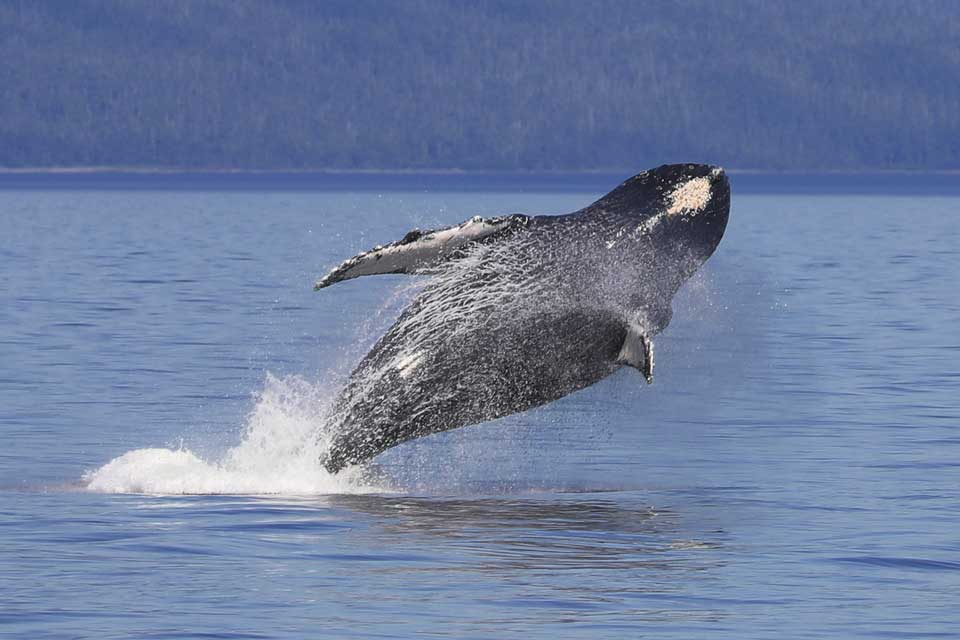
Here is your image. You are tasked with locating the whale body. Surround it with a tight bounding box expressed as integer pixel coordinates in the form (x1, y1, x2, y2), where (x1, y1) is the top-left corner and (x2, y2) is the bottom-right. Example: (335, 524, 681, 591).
(315, 164, 730, 473)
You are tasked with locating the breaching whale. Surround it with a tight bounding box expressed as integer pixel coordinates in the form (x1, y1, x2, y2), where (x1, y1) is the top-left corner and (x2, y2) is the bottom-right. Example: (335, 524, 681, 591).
(315, 164, 730, 473)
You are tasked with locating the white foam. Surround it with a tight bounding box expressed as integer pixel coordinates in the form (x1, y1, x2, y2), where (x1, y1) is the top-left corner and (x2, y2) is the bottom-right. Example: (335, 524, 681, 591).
(84, 373, 391, 495)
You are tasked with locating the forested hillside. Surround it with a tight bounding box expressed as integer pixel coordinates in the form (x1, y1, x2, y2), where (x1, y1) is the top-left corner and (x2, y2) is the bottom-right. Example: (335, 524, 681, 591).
(1, 0, 958, 171)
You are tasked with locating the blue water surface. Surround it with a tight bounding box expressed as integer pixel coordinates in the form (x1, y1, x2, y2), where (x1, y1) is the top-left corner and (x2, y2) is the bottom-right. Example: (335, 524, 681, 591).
(0, 176, 958, 638)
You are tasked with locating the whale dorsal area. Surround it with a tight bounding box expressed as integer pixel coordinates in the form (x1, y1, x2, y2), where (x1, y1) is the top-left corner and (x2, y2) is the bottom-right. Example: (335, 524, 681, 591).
(578, 169, 665, 221)
(314, 213, 529, 290)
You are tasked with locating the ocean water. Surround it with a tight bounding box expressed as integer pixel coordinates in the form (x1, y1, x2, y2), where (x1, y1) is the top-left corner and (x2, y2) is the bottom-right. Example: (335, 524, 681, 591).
(0, 175, 958, 638)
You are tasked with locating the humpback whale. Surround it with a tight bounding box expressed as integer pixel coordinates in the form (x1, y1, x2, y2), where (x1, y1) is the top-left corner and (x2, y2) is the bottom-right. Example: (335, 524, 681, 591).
(315, 164, 730, 473)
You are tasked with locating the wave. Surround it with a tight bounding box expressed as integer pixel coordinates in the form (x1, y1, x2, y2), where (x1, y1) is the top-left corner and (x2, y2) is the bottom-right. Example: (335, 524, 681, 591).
(84, 373, 392, 495)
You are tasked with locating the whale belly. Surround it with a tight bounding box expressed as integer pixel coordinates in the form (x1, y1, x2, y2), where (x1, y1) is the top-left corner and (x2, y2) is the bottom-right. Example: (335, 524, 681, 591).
(322, 308, 625, 472)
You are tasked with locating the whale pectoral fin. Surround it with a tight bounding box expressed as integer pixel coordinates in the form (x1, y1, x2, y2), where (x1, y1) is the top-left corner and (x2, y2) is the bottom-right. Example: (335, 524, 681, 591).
(314, 214, 529, 290)
(616, 327, 654, 384)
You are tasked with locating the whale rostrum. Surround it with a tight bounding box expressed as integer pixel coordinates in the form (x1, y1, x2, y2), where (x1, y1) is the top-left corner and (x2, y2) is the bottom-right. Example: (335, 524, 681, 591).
(314, 164, 730, 473)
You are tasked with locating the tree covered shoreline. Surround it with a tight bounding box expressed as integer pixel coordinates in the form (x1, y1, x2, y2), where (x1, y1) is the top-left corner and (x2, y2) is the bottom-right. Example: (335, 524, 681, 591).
(2, 0, 958, 171)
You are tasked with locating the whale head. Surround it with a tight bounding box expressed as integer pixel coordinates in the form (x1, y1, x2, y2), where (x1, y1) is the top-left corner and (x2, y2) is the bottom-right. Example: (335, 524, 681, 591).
(652, 163, 730, 269)
(588, 163, 730, 303)
(594, 163, 730, 273)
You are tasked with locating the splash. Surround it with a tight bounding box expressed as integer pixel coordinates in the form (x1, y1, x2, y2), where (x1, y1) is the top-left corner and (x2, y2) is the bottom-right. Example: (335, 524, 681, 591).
(84, 373, 392, 495)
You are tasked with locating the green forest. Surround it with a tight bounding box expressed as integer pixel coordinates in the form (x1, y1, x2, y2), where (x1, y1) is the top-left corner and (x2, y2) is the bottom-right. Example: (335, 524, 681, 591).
(1, 0, 958, 171)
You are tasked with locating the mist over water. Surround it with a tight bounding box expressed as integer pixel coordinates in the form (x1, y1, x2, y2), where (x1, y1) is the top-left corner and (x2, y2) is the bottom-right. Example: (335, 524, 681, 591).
(2, 182, 958, 639)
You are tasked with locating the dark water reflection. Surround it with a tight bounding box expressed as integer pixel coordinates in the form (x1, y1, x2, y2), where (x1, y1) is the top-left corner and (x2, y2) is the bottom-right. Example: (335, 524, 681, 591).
(2, 490, 736, 636)
(330, 493, 723, 573)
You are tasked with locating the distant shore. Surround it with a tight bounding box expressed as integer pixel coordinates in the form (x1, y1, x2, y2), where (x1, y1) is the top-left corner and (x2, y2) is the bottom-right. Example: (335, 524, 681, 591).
(2, 166, 960, 176)
(2, 167, 958, 195)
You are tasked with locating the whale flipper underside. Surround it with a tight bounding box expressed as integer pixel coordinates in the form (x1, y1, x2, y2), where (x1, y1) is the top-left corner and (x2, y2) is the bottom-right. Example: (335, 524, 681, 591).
(617, 325, 655, 384)
(314, 164, 731, 473)
(314, 214, 529, 290)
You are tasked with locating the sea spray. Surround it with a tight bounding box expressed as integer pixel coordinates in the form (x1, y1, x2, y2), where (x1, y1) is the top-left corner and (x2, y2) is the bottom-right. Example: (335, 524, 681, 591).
(84, 373, 392, 495)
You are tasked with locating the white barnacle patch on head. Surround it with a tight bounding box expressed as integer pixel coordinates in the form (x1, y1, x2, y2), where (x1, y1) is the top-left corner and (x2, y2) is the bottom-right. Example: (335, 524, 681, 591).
(666, 177, 712, 216)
